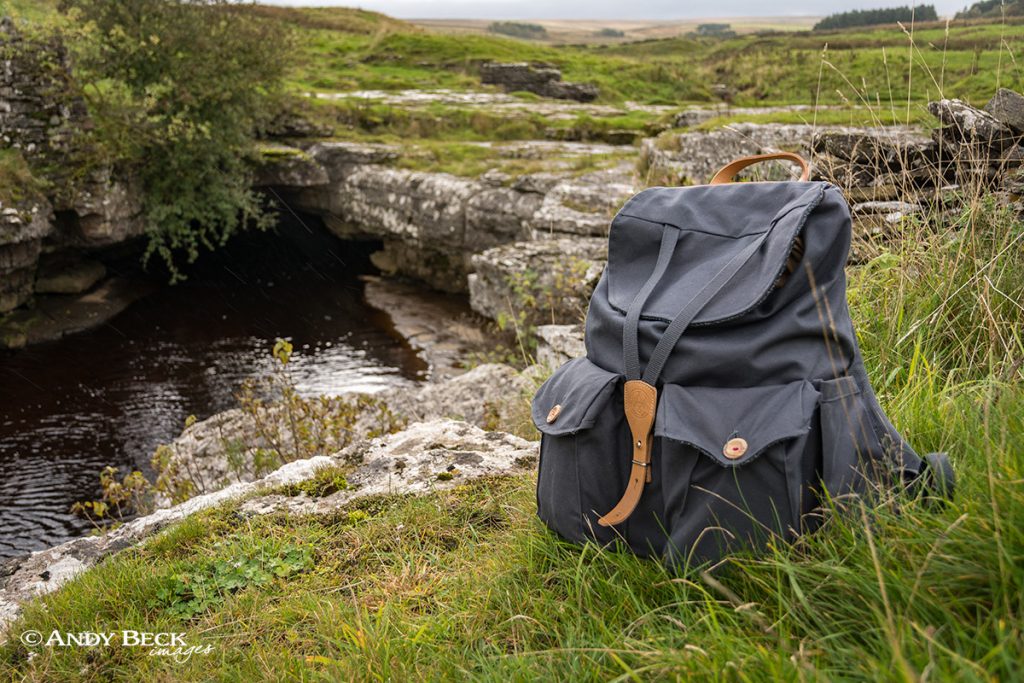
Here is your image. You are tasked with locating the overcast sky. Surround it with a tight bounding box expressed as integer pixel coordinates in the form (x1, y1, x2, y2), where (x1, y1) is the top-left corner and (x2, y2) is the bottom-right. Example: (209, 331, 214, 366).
(261, 0, 971, 20)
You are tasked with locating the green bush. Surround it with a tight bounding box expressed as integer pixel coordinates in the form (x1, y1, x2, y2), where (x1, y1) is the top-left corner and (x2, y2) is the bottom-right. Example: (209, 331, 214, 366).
(487, 21, 548, 41)
(60, 0, 295, 278)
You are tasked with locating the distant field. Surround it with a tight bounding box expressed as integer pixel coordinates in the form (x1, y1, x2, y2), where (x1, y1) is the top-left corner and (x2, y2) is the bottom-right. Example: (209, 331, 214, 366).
(6, 4, 1023, 110)
(411, 17, 821, 44)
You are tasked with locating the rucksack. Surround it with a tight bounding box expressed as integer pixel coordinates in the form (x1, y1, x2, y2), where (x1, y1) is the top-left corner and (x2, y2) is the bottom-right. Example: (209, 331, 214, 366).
(531, 152, 955, 566)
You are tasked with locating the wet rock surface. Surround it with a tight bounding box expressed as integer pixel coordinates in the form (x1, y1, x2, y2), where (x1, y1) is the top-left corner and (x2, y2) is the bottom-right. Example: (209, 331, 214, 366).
(0, 277, 153, 349)
(33, 255, 106, 295)
(362, 275, 489, 381)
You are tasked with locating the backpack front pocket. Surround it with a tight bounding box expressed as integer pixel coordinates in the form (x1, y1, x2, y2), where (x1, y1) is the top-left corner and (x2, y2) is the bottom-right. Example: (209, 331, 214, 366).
(532, 357, 639, 546)
(654, 380, 822, 566)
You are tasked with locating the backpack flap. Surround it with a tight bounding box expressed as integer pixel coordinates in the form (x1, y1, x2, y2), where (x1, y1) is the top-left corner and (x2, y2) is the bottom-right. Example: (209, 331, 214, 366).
(531, 358, 622, 436)
(607, 182, 827, 324)
(655, 380, 820, 467)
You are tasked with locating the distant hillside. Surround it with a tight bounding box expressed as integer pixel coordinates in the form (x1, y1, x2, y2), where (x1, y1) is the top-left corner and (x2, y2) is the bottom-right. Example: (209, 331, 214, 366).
(957, 0, 1024, 18)
(242, 5, 411, 34)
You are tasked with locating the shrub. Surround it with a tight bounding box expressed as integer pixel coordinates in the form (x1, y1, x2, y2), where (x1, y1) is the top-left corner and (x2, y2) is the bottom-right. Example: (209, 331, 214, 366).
(59, 0, 296, 278)
(487, 21, 548, 41)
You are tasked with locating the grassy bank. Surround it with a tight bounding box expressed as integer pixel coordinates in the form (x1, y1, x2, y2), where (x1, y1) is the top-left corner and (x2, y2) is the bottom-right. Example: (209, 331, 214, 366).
(0, 390, 1020, 679)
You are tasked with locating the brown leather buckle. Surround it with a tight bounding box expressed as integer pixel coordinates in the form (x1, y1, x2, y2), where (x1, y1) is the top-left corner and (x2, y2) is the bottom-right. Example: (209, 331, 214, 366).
(598, 380, 657, 527)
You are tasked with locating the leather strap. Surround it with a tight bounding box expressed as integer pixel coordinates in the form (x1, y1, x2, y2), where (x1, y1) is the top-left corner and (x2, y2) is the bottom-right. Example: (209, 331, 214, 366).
(598, 380, 657, 527)
(709, 152, 810, 185)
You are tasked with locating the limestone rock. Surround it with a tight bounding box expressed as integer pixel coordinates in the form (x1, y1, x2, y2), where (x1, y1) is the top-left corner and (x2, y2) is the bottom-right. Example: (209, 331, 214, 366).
(34, 256, 106, 295)
(641, 124, 822, 185)
(530, 164, 634, 237)
(50, 168, 145, 249)
(254, 146, 329, 187)
(928, 98, 1017, 150)
(480, 62, 598, 102)
(468, 237, 606, 325)
(0, 199, 52, 313)
(379, 364, 533, 428)
(155, 363, 530, 497)
(536, 324, 586, 368)
(281, 146, 630, 292)
(305, 141, 400, 181)
(238, 419, 535, 517)
(985, 88, 1024, 133)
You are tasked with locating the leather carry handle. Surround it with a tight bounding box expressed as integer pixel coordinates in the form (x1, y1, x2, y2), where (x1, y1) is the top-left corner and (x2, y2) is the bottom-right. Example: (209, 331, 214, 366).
(709, 152, 810, 185)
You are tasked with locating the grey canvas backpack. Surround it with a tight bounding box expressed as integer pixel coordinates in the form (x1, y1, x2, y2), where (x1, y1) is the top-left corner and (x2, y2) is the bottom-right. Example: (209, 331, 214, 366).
(531, 152, 954, 566)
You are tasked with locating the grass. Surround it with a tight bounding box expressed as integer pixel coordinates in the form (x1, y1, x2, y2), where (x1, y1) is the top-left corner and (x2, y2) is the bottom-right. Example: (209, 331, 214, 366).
(389, 141, 632, 178)
(687, 105, 937, 131)
(7, 3, 1024, 107)
(0, 0, 57, 22)
(320, 99, 670, 146)
(0, 149, 46, 205)
(268, 7, 1024, 108)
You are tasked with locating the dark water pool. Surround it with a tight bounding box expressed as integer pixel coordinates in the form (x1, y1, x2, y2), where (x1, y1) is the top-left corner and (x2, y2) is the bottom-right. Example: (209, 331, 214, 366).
(0, 219, 427, 559)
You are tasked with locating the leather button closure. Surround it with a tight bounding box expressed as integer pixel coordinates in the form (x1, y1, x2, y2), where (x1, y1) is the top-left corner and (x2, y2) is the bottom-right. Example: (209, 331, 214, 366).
(723, 437, 748, 459)
(546, 404, 562, 424)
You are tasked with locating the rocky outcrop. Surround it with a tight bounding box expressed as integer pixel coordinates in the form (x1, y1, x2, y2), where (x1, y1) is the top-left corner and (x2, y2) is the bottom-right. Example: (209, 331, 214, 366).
(0, 18, 145, 324)
(33, 255, 105, 295)
(0, 200, 52, 313)
(0, 419, 535, 633)
(928, 96, 1024, 189)
(639, 123, 826, 185)
(480, 62, 598, 102)
(156, 363, 532, 496)
(985, 88, 1024, 133)
(641, 123, 935, 191)
(467, 237, 606, 325)
(811, 129, 939, 198)
(272, 142, 634, 292)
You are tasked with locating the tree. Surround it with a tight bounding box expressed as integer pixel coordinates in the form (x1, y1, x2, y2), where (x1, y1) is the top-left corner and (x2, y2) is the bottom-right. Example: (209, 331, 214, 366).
(60, 0, 295, 278)
(814, 5, 938, 30)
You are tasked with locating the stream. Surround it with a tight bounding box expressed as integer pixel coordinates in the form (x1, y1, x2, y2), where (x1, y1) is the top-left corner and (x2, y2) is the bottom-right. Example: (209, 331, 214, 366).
(0, 219, 428, 559)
